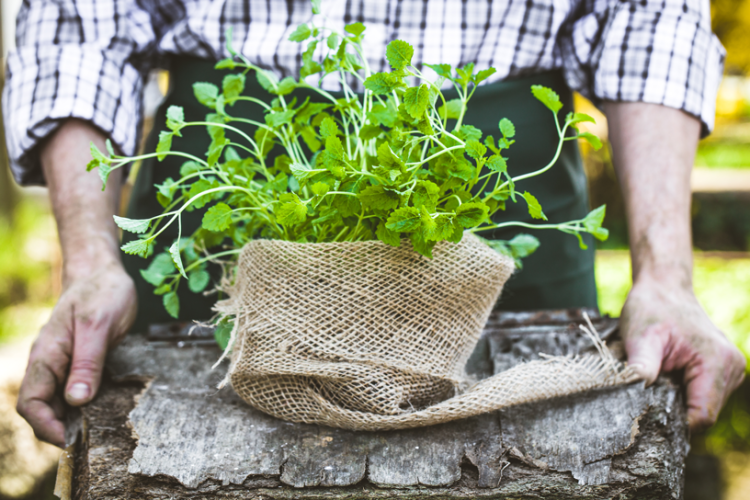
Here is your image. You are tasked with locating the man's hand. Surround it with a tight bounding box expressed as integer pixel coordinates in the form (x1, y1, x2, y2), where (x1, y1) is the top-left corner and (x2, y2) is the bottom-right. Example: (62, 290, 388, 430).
(605, 102, 746, 431)
(16, 120, 136, 447)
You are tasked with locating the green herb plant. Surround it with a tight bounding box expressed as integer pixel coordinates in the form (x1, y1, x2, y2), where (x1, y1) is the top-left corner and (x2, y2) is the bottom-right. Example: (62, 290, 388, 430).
(88, 0, 607, 325)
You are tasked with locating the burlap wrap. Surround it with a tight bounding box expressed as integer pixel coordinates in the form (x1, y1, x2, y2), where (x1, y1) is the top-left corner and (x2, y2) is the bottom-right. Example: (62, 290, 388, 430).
(215, 234, 637, 430)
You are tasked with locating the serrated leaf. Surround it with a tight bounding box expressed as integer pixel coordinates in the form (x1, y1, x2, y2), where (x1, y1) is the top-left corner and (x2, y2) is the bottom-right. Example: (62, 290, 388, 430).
(188, 269, 210, 293)
(166, 105, 184, 132)
(290, 162, 317, 182)
(403, 84, 430, 119)
(531, 85, 563, 113)
(456, 124, 482, 142)
(578, 132, 602, 150)
(187, 179, 220, 209)
(222, 73, 245, 101)
(169, 240, 187, 278)
(113, 215, 149, 234)
(97, 163, 112, 190)
(358, 124, 382, 140)
(311, 181, 330, 196)
(364, 72, 401, 95)
(180, 160, 202, 176)
(386, 40, 414, 70)
(276, 193, 307, 226)
(289, 23, 312, 42)
(368, 101, 398, 127)
(465, 139, 487, 159)
(319, 116, 340, 138)
(446, 219, 464, 244)
(413, 180, 440, 211)
(265, 109, 295, 128)
(105, 139, 115, 156)
(202, 202, 233, 232)
(273, 76, 297, 96)
(156, 131, 173, 161)
(386, 206, 421, 232)
(425, 214, 454, 241)
(567, 112, 596, 125)
(456, 202, 489, 228)
(474, 67, 496, 84)
(499, 117, 516, 138)
(163, 291, 180, 319)
(410, 231, 436, 258)
(376, 142, 404, 171)
(487, 154, 507, 174)
(358, 185, 400, 211)
(140, 253, 175, 286)
(425, 63, 452, 79)
(521, 191, 547, 220)
(344, 22, 365, 36)
(376, 221, 401, 247)
(256, 70, 278, 92)
(121, 238, 153, 258)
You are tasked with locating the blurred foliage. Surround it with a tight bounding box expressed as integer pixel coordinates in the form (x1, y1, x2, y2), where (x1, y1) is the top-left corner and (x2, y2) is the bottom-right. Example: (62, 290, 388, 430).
(0, 196, 58, 345)
(695, 142, 750, 168)
(713, 0, 750, 76)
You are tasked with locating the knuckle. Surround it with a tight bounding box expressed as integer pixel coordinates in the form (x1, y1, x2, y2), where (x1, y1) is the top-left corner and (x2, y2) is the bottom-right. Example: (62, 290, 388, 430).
(69, 358, 101, 377)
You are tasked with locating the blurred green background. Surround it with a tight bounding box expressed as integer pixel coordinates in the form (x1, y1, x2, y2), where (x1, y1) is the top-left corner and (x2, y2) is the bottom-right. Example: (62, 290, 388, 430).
(2, 0, 750, 499)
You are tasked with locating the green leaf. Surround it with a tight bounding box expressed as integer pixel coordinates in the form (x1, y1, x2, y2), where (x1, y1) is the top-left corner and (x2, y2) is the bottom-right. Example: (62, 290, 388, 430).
(447, 157, 475, 181)
(166, 106, 184, 132)
(289, 23, 312, 42)
(222, 73, 246, 101)
(105, 139, 115, 156)
(327, 32, 340, 49)
(358, 185, 400, 211)
(425, 214, 455, 242)
(214, 320, 233, 350)
(474, 67, 496, 84)
(410, 231, 436, 258)
(583, 205, 609, 241)
(169, 240, 187, 278)
(265, 172, 289, 193)
(364, 72, 401, 95)
(465, 139, 487, 160)
(272, 76, 297, 96)
(368, 101, 398, 127)
(403, 84, 430, 119)
(311, 0, 322, 14)
(376, 142, 404, 171)
(376, 221, 401, 247)
(188, 269, 210, 293)
(446, 219, 464, 244)
(180, 161, 202, 176)
(256, 70, 278, 92)
(358, 124, 382, 140)
(202, 202, 233, 232)
(215, 58, 237, 70)
(521, 191, 547, 220)
(163, 291, 180, 319)
(567, 112, 596, 126)
(456, 125, 482, 142)
(113, 215, 149, 234)
(319, 116, 340, 138)
(386, 206, 422, 232)
(300, 126, 322, 152)
(156, 131, 173, 161)
(531, 85, 563, 113)
(140, 253, 175, 286)
(265, 109, 295, 128)
(425, 63, 452, 79)
(508, 233, 540, 260)
(413, 180, 440, 211)
(311, 181, 330, 196)
(193, 82, 219, 107)
(386, 40, 414, 70)
(153, 284, 171, 296)
(498, 117, 516, 138)
(487, 154, 507, 174)
(290, 162, 318, 182)
(276, 193, 308, 226)
(456, 202, 489, 228)
(121, 238, 153, 258)
(187, 179, 220, 209)
(578, 132, 602, 150)
(97, 163, 112, 190)
(344, 22, 366, 36)
(438, 99, 462, 120)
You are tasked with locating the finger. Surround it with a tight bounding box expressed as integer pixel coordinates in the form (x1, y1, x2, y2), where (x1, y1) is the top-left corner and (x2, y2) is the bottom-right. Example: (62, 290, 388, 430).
(684, 359, 722, 431)
(17, 358, 67, 448)
(625, 323, 670, 386)
(65, 314, 111, 406)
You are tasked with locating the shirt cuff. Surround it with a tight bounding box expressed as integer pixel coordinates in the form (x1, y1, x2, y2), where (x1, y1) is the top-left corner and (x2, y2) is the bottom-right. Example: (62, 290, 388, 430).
(2, 44, 144, 185)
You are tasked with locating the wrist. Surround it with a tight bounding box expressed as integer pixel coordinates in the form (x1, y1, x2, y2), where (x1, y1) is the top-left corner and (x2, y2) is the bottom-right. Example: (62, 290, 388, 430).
(62, 235, 124, 284)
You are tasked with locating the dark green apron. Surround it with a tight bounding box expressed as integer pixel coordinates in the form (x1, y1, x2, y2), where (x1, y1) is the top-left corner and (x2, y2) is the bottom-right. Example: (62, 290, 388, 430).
(123, 58, 597, 332)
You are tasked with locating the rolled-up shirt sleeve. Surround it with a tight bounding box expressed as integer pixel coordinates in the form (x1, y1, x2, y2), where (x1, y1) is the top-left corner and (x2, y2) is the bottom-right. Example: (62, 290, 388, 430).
(560, 0, 724, 136)
(3, 0, 156, 185)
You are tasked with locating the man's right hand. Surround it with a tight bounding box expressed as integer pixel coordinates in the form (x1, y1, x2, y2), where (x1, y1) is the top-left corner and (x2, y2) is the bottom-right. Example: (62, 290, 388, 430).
(17, 264, 136, 447)
(16, 119, 136, 447)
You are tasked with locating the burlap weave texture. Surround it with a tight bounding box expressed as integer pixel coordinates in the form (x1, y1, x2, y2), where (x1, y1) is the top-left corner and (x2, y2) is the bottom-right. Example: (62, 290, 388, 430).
(216, 234, 637, 430)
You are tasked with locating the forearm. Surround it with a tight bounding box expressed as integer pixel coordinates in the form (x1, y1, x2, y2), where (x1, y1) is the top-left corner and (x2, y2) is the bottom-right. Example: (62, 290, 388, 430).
(603, 102, 700, 288)
(41, 119, 123, 284)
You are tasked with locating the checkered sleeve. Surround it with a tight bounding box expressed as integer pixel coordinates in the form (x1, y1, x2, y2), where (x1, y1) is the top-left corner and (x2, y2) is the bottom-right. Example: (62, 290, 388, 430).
(560, 0, 724, 136)
(2, 0, 157, 185)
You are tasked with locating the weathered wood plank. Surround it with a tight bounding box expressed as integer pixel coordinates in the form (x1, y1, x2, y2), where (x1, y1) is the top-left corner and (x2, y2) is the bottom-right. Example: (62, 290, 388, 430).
(72, 311, 688, 499)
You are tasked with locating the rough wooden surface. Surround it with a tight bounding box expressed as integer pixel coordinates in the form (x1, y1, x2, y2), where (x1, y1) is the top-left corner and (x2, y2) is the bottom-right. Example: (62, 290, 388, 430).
(72, 310, 688, 499)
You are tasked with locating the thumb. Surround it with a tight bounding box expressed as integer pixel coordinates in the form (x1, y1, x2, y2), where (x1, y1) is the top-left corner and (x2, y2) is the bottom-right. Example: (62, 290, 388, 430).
(65, 318, 110, 406)
(625, 323, 670, 386)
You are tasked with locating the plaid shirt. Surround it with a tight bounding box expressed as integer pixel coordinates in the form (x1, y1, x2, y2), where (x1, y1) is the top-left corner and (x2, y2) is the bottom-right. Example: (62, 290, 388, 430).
(3, 0, 724, 185)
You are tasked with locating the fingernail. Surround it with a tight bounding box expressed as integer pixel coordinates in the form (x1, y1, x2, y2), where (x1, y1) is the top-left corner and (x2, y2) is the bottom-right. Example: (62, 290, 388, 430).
(66, 383, 90, 403)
